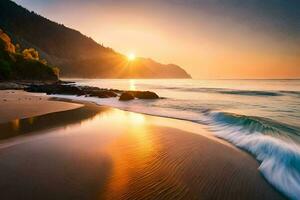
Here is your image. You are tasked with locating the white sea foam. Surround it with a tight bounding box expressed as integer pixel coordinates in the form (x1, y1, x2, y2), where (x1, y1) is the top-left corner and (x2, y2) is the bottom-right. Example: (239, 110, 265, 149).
(207, 112, 300, 200)
(50, 94, 201, 121)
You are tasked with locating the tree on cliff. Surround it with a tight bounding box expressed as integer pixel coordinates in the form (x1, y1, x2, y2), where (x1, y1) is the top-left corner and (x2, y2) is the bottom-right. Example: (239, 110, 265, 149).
(0, 29, 59, 81)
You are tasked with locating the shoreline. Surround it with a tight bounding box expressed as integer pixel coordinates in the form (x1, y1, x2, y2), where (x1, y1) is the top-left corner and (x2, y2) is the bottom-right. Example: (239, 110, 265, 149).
(0, 90, 231, 148)
(0, 90, 286, 199)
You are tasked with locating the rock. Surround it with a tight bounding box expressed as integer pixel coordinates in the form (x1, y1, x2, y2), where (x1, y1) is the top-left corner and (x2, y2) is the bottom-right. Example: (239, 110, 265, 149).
(56, 80, 75, 84)
(25, 84, 83, 95)
(119, 92, 135, 101)
(0, 82, 26, 90)
(24, 83, 159, 101)
(76, 86, 118, 98)
(129, 91, 159, 99)
(88, 90, 117, 98)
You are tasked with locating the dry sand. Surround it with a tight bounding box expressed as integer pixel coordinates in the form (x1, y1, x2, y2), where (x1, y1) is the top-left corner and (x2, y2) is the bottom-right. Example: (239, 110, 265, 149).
(0, 90, 286, 200)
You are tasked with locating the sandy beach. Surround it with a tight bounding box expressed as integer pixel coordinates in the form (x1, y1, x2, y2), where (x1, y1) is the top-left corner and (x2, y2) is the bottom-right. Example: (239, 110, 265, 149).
(0, 90, 286, 200)
(0, 90, 82, 123)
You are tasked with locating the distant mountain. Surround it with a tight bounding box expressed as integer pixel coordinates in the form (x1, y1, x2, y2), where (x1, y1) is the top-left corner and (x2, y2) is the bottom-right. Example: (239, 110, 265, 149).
(0, 0, 191, 79)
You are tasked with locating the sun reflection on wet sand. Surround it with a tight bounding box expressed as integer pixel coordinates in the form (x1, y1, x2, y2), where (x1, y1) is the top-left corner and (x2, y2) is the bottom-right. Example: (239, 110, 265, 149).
(99, 111, 158, 199)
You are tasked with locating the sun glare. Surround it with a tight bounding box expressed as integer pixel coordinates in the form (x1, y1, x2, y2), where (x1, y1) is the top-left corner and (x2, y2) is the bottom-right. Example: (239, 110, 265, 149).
(127, 53, 136, 61)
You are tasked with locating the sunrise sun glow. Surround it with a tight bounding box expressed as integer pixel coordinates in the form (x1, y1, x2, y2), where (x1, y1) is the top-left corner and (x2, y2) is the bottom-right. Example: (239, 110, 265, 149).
(127, 53, 136, 61)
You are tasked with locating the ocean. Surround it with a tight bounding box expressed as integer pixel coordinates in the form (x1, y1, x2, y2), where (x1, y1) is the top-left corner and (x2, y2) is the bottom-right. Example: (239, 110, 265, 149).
(54, 79, 300, 199)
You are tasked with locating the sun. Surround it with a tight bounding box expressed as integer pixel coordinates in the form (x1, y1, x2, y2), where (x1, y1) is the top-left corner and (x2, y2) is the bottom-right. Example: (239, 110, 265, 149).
(127, 53, 136, 61)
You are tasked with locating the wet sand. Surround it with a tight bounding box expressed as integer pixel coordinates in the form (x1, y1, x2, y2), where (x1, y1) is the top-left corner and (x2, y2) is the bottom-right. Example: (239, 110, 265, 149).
(0, 92, 286, 200)
(0, 90, 82, 123)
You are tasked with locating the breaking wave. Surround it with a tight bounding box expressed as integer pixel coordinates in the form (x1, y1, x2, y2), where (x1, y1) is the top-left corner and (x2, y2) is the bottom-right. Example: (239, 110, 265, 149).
(206, 111, 300, 200)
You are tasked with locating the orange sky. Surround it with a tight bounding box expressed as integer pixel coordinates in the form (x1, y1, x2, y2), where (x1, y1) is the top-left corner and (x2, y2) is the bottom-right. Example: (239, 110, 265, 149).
(14, 0, 300, 79)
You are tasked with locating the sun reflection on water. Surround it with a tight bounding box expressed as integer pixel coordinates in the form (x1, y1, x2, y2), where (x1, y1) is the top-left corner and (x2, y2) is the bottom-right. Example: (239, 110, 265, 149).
(129, 79, 136, 90)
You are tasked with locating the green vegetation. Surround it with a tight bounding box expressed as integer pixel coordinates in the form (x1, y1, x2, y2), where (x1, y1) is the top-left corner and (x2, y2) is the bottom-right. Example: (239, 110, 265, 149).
(0, 29, 58, 81)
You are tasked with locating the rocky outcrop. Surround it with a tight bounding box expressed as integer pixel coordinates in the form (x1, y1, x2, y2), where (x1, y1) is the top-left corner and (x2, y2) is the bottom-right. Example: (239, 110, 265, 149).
(25, 83, 117, 97)
(128, 91, 159, 99)
(25, 83, 159, 101)
(88, 90, 118, 98)
(119, 92, 135, 101)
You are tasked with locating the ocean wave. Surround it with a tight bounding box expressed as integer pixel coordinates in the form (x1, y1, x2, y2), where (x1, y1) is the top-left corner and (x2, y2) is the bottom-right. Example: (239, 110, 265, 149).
(280, 91, 300, 96)
(207, 112, 300, 137)
(206, 111, 300, 200)
(154, 86, 283, 96)
(219, 90, 281, 96)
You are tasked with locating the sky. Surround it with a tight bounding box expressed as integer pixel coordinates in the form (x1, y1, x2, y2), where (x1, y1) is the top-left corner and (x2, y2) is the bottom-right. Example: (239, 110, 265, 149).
(13, 0, 300, 79)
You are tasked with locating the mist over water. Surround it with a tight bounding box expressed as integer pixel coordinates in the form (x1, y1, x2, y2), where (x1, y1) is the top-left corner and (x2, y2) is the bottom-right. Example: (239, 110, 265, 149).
(56, 79, 300, 199)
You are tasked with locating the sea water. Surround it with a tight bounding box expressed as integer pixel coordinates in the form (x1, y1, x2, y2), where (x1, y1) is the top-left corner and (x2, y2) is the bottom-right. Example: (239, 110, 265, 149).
(54, 79, 300, 199)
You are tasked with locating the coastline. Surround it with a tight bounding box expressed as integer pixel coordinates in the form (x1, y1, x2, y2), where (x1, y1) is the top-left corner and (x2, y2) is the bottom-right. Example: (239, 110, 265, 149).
(0, 90, 286, 199)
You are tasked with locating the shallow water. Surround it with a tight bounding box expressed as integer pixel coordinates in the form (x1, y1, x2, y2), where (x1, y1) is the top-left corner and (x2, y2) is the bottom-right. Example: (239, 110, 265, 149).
(56, 79, 300, 199)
